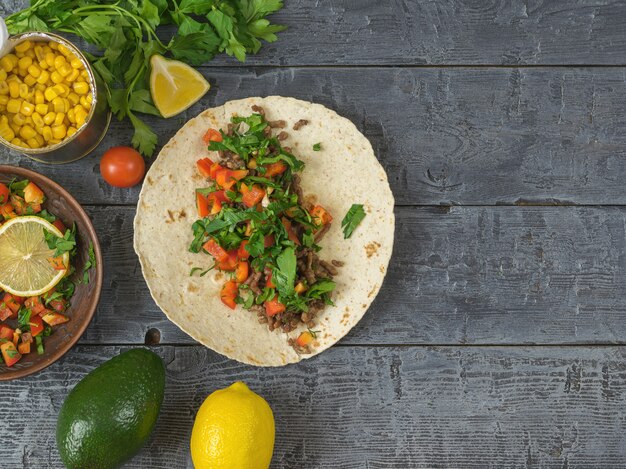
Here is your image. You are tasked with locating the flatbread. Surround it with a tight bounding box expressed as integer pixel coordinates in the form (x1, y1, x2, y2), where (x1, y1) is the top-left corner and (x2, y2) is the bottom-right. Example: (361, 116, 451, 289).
(134, 96, 394, 366)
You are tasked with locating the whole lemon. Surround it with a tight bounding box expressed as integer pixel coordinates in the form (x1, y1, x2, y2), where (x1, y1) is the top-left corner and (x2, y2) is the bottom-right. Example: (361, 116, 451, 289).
(190, 381, 275, 469)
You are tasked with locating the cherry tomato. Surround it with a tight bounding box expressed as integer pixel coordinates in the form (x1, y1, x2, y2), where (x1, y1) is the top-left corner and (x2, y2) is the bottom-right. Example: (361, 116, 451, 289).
(0, 182, 9, 205)
(100, 146, 146, 188)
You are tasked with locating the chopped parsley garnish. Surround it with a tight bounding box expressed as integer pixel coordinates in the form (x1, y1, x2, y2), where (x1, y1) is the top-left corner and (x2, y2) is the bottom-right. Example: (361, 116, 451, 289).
(313, 143, 321, 151)
(341, 204, 366, 239)
(190, 266, 214, 277)
(44, 224, 77, 257)
(80, 242, 97, 284)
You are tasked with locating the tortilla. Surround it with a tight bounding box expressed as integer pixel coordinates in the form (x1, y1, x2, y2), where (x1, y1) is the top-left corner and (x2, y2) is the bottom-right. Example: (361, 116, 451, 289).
(134, 96, 394, 366)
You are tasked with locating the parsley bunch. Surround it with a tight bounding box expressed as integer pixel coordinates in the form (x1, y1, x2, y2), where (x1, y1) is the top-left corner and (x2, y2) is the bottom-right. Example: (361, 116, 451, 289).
(6, 0, 286, 156)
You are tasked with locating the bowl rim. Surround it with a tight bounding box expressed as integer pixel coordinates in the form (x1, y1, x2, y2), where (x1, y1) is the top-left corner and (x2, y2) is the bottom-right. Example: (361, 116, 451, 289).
(0, 165, 103, 380)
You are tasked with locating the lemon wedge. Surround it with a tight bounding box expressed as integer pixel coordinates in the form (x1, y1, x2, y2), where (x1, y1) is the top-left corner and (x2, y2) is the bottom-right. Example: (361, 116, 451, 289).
(149, 54, 210, 118)
(0, 216, 69, 297)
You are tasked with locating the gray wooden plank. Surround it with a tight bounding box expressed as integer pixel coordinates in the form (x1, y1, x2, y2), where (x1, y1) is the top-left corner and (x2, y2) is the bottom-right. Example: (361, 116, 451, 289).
(4, 67, 626, 206)
(1, 345, 626, 468)
(80, 205, 626, 346)
(3, 0, 626, 66)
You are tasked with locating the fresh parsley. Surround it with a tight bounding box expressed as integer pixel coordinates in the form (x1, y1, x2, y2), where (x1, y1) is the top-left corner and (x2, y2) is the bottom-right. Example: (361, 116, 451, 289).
(313, 143, 321, 151)
(6, 0, 286, 157)
(189, 266, 214, 277)
(272, 247, 296, 297)
(341, 204, 366, 239)
(80, 242, 97, 284)
(44, 224, 77, 257)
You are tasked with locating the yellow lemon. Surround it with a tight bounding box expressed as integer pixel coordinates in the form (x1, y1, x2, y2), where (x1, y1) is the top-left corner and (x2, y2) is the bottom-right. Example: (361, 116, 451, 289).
(190, 381, 275, 469)
(149, 54, 210, 118)
(0, 216, 68, 296)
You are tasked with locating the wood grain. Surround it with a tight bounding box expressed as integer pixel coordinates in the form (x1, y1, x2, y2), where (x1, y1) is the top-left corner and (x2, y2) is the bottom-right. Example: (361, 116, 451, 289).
(4, 67, 626, 206)
(1, 345, 626, 468)
(79, 205, 626, 346)
(3, 0, 626, 66)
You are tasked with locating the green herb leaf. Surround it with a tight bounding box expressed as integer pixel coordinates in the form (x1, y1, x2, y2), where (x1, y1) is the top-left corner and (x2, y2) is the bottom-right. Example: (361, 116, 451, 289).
(80, 242, 96, 284)
(44, 224, 77, 257)
(17, 308, 31, 332)
(272, 247, 296, 297)
(36, 335, 44, 355)
(313, 143, 321, 151)
(190, 265, 214, 277)
(341, 204, 366, 239)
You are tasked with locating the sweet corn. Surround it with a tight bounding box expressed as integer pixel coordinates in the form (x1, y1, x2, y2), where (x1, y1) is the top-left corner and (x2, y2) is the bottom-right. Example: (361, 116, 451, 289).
(54, 55, 66, 69)
(67, 126, 77, 138)
(18, 83, 29, 99)
(34, 91, 44, 105)
(58, 44, 72, 57)
(53, 112, 65, 127)
(38, 60, 49, 70)
(53, 83, 69, 98)
(27, 64, 41, 78)
(66, 69, 80, 82)
(43, 112, 56, 125)
(0, 115, 8, 126)
(36, 70, 50, 84)
(75, 107, 88, 128)
(0, 56, 14, 72)
(31, 112, 44, 129)
(12, 113, 26, 127)
(20, 101, 34, 117)
(0, 69, 6, 81)
(35, 103, 48, 116)
(14, 41, 32, 54)
(44, 88, 58, 102)
(23, 74, 37, 87)
(67, 92, 80, 105)
(57, 63, 72, 77)
(17, 56, 32, 70)
(34, 46, 45, 62)
(41, 126, 52, 142)
(48, 138, 62, 145)
(24, 116, 34, 127)
(52, 97, 67, 113)
(11, 137, 25, 146)
(51, 124, 67, 139)
(44, 52, 55, 68)
(73, 81, 89, 95)
(0, 126, 15, 141)
(49, 41, 58, 50)
(0, 95, 8, 106)
(26, 137, 41, 148)
(8, 81, 19, 98)
(0, 82, 8, 95)
(19, 125, 36, 140)
(50, 71, 64, 84)
(67, 108, 76, 124)
(34, 133, 44, 146)
(6, 99, 21, 114)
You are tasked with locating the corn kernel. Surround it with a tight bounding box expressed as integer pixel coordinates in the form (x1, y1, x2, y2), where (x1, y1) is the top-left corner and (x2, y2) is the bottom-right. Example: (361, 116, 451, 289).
(0, 126, 15, 141)
(15, 51, 24, 59)
(34, 45, 45, 62)
(25, 49, 35, 59)
(36, 70, 50, 84)
(11, 137, 25, 147)
(27, 64, 41, 78)
(35, 103, 48, 115)
(42, 126, 52, 142)
(0, 82, 8, 95)
(48, 138, 61, 145)
(23, 74, 37, 87)
(6, 99, 21, 114)
(49, 41, 58, 50)
(57, 63, 72, 78)
(53, 112, 65, 127)
(45, 52, 55, 68)
(44, 88, 58, 102)
(0, 69, 6, 81)
(14, 41, 32, 54)
(80, 70, 89, 80)
(53, 84, 69, 97)
(18, 83, 29, 99)
(65, 69, 80, 82)
(82, 93, 93, 108)
(0, 104, 6, 112)
(13, 113, 26, 127)
(0, 115, 8, 126)
(26, 137, 41, 149)
(0, 57, 13, 73)
(17, 68, 28, 78)
(69, 58, 82, 70)
(19, 125, 36, 140)
(0, 95, 8, 106)
(8, 81, 19, 98)
(34, 90, 44, 105)
(57, 44, 72, 57)
(50, 71, 64, 84)
(34, 133, 44, 146)
(31, 112, 44, 129)
(66, 126, 77, 137)
(20, 101, 34, 117)
(43, 112, 56, 125)
(53, 55, 66, 70)
(38, 59, 49, 70)
(17, 56, 32, 70)
(67, 108, 76, 124)
(52, 97, 67, 113)
(72, 81, 89, 95)
(67, 92, 80, 105)
(51, 124, 66, 139)
(24, 116, 33, 127)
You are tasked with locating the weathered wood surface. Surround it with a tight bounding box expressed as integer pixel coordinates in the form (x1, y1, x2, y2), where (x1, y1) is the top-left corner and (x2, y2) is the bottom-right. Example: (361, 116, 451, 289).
(5, 67, 626, 206)
(2, 345, 626, 468)
(3, 0, 626, 66)
(80, 205, 626, 346)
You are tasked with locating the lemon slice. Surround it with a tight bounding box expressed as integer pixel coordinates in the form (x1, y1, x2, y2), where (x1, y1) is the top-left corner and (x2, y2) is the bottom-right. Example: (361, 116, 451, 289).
(0, 216, 69, 297)
(149, 54, 210, 118)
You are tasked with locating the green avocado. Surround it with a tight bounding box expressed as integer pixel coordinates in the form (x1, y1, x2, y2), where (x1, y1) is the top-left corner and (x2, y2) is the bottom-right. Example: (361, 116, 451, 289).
(56, 348, 166, 469)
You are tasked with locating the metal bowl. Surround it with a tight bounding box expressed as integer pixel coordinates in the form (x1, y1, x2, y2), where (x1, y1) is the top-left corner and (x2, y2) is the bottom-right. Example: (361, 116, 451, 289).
(0, 165, 103, 380)
(0, 32, 111, 164)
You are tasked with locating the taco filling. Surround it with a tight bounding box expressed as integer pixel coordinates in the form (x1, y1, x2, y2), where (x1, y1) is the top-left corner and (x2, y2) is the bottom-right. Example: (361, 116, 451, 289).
(190, 106, 341, 353)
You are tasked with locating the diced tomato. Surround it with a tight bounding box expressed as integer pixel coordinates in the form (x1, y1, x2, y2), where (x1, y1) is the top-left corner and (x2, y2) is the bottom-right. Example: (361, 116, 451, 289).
(212, 190, 229, 203)
(48, 256, 67, 271)
(208, 162, 224, 179)
(197, 192, 210, 218)
(25, 297, 45, 315)
(215, 169, 248, 191)
(220, 280, 238, 310)
(207, 192, 223, 215)
(29, 316, 44, 337)
(196, 158, 214, 178)
(1, 341, 21, 367)
(29, 203, 42, 214)
(41, 311, 69, 326)
(3, 293, 22, 315)
(0, 325, 14, 340)
(295, 282, 307, 295)
(24, 182, 45, 204)
(49, 299, 68, 313)
(266, 272, 275, 288)
(237, 240, 250, 260)
(264, 296, 286, 317)
(216, 250, 238, 271)
(12, 331, 19, 346)
(0, 182, 9, 205)
(264, 234, 275, 248)
(10, 194, 27, 215)
(235, 261, 249, 283)
(241, 184, 265, 208)
(0, 301, 13, 321)
(295, 331, 315, 347)
(310, 205, 333, 226)
(281, 217, 301, 245)
(203, 128, 223, 144)
(18, 341, 30, 355)
(0, 203, 16, 220)
(264, 162, 288, 177)
(52, 219, 67, 233)
(202, 239, 229, 263)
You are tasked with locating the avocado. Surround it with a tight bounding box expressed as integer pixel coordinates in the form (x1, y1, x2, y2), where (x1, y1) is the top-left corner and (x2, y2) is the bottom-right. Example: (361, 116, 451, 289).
(56, 348, 165, 469)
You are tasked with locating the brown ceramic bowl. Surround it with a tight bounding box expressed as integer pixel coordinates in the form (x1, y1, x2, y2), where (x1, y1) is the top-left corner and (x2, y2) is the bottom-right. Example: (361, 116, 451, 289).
(0, 165, 103, 380)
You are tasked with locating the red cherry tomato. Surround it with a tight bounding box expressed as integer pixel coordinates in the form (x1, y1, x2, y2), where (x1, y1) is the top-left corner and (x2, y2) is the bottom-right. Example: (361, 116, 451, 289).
(100, 146, 146, 188)
(0, 182, 9, 205)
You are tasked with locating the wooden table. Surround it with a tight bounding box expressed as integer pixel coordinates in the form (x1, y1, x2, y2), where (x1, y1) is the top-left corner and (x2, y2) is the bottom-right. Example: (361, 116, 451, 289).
(2, 1, 626, 467)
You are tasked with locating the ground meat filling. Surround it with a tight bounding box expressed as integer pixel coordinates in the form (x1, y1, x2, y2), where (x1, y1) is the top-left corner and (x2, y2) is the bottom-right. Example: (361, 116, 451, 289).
(212, 105, 341, 350)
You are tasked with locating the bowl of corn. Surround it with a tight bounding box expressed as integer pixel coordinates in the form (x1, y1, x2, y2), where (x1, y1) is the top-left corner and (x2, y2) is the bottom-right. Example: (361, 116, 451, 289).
(0, 31, 110, 164)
